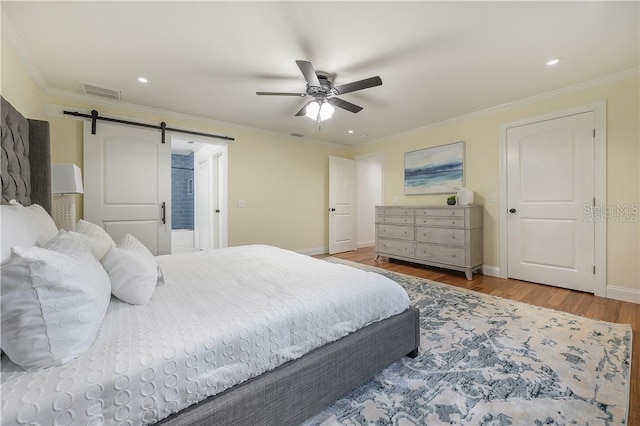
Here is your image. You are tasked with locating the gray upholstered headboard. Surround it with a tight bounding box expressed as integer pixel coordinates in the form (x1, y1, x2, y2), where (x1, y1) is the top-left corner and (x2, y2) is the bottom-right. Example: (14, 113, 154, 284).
(1, 96, 52, 214)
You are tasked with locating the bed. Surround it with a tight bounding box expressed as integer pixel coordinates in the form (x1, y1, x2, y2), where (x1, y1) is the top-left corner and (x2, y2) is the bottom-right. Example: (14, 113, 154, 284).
(0, 96, 420, 425)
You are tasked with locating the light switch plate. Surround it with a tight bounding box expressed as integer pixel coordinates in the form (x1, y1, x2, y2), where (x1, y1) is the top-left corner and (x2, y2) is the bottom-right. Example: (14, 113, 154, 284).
(237, 200, 246, 208)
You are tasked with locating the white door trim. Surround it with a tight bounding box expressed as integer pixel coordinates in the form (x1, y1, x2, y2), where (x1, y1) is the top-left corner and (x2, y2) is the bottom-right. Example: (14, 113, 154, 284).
(498, 101, 607, 296)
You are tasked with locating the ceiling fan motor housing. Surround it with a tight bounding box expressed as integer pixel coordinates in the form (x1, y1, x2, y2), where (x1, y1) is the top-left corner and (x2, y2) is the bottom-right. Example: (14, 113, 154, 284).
(307, 75, 337, 98)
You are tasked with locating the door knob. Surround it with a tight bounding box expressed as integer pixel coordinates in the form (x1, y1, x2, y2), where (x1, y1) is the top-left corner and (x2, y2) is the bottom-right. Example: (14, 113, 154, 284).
(509, 208, 517, 214)
(328, 208, 336, 212)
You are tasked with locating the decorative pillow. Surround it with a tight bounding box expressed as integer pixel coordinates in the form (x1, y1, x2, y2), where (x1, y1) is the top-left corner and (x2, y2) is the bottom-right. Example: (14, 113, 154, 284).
(118, 233, 165, 285)
(1, 200, 58, 262)
(75, 219, 116, 260)
(102, 247, 158, 305)
(0, 230, 111, 370)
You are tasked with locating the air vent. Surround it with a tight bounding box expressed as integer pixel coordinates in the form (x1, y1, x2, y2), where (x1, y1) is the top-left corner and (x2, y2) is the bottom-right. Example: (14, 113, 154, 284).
(80, 82, 122, 101)
(290, 132, 304, 138)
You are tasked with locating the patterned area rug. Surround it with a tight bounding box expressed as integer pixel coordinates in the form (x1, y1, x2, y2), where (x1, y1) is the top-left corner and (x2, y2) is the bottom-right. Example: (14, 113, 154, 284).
(305, 259, 632, 425)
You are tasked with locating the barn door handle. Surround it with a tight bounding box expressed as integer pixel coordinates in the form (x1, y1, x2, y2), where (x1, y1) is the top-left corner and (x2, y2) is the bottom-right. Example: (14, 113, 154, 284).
(509, 208, 517, 214)
(161, 202, 166, 224)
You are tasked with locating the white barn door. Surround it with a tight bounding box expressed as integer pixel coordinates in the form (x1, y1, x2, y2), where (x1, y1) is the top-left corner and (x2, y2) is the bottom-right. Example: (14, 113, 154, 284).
(84, 121, 171, 255)
(329, 156, 356, 254)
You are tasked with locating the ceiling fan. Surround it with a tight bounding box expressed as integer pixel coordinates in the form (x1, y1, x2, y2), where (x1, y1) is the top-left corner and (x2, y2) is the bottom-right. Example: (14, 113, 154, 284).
(256, 60, 382, 125)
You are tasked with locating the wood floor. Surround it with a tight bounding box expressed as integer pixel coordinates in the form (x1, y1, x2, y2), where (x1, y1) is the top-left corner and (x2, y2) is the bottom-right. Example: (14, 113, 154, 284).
(316, 246, 639, 425)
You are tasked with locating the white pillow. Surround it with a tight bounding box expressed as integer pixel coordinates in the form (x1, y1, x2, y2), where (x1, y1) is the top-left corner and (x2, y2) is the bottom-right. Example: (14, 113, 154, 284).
(118, 233, 165, 285)
(75, 219, 115, 260)
(102, 247, 158, 305)
(1, 230, 111, 370)
(1, 201, 58, 262)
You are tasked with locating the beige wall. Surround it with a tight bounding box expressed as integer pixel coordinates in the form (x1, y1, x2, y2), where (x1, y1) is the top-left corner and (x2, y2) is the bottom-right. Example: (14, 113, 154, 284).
(3, 36, 639, 292)
(1, 39, 42, 118)
(2, 39, 350, 252)
(353, 76, 640, 292)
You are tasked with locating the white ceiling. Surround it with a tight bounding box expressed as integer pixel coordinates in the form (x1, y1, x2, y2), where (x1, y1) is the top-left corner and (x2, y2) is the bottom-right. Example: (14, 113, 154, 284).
(3, 1, 638, 146)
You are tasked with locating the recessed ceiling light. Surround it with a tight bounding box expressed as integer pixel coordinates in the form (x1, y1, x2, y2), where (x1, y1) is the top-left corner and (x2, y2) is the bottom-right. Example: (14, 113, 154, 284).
(546, 58, 561, 66)
(137, 77, 148, 83)
(348, 130, 354, 134)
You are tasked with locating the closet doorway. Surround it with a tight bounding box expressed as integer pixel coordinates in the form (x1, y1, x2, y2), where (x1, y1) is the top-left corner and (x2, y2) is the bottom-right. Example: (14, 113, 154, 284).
(355, 153, 384, 249)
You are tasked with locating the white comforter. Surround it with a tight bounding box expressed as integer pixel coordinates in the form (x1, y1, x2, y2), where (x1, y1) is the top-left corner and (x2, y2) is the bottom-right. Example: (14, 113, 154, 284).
(1, 245, 409, 425)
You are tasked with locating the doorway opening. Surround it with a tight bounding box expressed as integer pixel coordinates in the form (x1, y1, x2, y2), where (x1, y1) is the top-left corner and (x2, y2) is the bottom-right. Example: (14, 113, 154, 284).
(171, 137, 228, 253)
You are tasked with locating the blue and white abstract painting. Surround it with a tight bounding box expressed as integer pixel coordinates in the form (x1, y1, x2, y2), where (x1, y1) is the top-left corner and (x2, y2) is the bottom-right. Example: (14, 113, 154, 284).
(404, 141, 464, 194)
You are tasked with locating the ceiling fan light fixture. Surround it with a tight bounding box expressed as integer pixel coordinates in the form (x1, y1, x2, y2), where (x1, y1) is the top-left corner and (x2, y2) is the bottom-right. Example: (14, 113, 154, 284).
(305, 101, 320, 120)
(305, 101, 334, 122)
(319, 102, 334, 121)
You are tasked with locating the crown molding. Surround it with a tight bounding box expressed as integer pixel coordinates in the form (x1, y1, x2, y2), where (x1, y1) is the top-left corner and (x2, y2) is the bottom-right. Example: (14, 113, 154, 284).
(1, 10, 48, 92)
(361, 67, 639, 147)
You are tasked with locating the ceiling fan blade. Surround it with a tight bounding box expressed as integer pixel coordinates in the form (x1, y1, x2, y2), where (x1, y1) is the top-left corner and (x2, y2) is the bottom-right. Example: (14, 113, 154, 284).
(296, 60, 322, 88)
(256, 91, 307, 97)
(295, 101, 313, 116)
(328, 97, 363, 113)
(334, 76, 382, 95)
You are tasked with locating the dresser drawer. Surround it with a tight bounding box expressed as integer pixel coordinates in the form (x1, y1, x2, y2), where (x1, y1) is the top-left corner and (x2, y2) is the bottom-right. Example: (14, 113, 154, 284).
(376, 207, 413, 217)
(376, 215, 414, 225)
(376, 224, 414, 240)
(416, 243, 466, 266)
(377, 238, 415, 257)
(415, 208, 465, 218)
(416, 227, 465, 246)
(416, 217, 465, 228)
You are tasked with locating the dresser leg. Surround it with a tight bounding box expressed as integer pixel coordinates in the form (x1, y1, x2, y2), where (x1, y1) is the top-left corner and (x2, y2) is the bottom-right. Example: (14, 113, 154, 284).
(465, 269, 473, 280)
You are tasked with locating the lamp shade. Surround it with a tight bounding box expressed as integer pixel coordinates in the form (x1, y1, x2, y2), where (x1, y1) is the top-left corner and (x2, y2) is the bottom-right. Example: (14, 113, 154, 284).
(52, 164, 84, 194)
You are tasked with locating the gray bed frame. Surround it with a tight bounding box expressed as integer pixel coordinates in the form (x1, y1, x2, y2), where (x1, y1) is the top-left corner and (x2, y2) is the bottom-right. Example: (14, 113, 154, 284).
(0, 95, 420, 425)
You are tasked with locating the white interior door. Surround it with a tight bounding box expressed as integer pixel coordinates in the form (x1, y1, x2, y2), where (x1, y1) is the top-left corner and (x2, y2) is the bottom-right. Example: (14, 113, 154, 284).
(507, 112, 595, 292)
(195, 156, 211, 251)
(329, 156, 355, 254)
(210, 154, 220, 248)
(84, 121, 171, 255)
(195, 154, 220, 251)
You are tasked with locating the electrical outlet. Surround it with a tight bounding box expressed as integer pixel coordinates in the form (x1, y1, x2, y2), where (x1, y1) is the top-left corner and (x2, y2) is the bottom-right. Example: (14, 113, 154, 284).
(393, 196, 400, 204)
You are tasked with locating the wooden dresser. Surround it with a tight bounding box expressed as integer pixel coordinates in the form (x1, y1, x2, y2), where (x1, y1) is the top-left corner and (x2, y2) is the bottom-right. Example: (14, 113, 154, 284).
(375, 205, 483, 280)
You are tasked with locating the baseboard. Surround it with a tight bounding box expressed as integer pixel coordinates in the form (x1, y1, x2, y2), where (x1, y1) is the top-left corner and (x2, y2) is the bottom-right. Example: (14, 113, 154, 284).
(606, 285, 640, 304)
(481, 264, 501, 277)
(298, 244, 374, 256)
(357, 241, 375, 249)
(297, 247, 328, 256)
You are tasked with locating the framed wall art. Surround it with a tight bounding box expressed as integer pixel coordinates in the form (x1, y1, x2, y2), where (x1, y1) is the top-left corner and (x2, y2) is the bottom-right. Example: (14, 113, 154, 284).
(404, 141, 465, 195)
